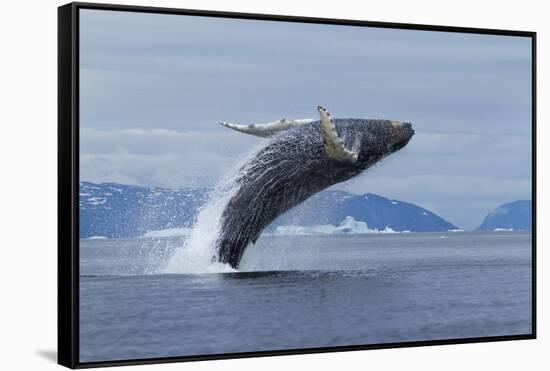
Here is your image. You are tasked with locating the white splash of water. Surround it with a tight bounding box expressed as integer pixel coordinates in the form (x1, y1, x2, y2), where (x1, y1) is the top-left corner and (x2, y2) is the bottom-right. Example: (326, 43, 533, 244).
(163, 143, 266, 274)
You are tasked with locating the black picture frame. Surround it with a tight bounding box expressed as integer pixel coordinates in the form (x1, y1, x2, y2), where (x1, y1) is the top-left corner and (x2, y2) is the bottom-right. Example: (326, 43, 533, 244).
(58, 2, 537, 368)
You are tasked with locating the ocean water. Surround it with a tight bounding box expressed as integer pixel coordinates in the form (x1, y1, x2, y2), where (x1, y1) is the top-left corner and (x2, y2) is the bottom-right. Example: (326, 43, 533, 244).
(79, 232, 532, 363)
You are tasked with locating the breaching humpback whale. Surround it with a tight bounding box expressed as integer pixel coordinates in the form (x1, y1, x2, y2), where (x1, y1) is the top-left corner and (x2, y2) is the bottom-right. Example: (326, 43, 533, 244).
(216, 106, 414, 268)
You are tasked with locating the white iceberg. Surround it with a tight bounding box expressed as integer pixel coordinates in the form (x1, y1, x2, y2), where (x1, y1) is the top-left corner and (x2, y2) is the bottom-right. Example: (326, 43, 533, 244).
(273, 216, 398, 236)
(142, 227, 192, 238)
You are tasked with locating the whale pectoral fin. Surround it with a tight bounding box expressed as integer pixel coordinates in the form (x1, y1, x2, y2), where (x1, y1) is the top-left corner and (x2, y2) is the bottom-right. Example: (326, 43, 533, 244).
(318, 106, 358, 163)
(220, 118, 314, 138)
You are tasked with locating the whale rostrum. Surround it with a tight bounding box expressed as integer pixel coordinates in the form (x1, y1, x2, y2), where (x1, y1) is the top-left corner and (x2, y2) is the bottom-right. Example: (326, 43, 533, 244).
(216, 105, 414, 268)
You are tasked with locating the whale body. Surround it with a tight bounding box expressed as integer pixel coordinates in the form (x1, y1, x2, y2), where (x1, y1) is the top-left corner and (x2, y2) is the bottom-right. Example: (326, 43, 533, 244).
(216, 106, 414, 268)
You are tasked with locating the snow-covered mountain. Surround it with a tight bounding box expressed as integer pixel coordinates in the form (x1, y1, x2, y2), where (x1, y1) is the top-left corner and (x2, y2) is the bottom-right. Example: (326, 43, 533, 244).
(476, 200, 532, 231)
(79, 182, 457, 239)
(267, 190, 457, 233)
(79, 182, 209, 239)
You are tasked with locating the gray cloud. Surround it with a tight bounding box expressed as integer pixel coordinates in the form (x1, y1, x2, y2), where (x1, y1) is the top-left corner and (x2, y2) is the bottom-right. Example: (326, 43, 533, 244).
(79, 9, 532, 230)
(80, 128, 260, 188)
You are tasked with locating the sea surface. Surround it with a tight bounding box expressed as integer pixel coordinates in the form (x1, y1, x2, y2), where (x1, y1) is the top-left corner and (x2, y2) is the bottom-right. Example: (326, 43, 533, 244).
(79, 232, 532, 363)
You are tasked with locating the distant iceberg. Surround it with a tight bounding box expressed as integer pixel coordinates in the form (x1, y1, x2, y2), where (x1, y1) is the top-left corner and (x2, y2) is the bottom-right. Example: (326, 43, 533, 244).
(494, 228, 514, 232)
(273, 216, 398, 236)
(142, 228, 192, 238)
(87, 235, 108, 240)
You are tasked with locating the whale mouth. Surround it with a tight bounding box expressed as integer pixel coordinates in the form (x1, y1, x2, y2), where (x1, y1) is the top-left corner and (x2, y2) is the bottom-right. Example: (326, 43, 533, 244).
(403, 122, 414, 135)
(391, 124, 414, 152)
(403, 123, 415, 140)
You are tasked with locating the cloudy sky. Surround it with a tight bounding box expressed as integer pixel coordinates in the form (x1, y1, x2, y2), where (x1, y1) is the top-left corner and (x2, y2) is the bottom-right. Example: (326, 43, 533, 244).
(79, 9, 532, 230)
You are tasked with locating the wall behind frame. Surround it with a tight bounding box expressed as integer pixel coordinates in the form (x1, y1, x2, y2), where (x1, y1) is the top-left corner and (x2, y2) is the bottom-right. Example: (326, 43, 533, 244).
(0, 0, 546, 370)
